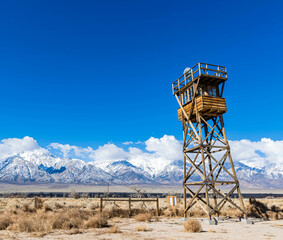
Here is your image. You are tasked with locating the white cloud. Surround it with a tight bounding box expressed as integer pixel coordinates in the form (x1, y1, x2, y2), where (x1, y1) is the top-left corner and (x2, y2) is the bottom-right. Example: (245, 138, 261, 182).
(122, 141, 144, 146)
(230, 138, 283, 168)
(47, 136, 283, 171)
(0, 136, 41, 159)
(47, 135, 182, 174)
(48, 143, 95, 159)
(93, 144, 128, 162)
(48, 142, 128, 163)
(122, 141, 133, 145)
(145, 135, 182, 162)
(48, 135, 182, 165)
(1, 135, 281, 173)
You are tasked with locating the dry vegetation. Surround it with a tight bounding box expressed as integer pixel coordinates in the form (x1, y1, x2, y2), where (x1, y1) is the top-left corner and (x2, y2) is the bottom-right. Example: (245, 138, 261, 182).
(107, 225, 121, 233)
(184, 219, 202, 232)
(85, 214, 108, 228)
(135, 213, 152, 222)
(135, 225, 152, 232)
(0, 196, 282, 237)
(0, 198, 109, 235)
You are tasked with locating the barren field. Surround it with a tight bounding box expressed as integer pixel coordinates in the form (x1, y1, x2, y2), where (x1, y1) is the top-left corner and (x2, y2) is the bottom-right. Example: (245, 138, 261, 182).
(1, 183, 283, 194)
(0, 197, 282, 240)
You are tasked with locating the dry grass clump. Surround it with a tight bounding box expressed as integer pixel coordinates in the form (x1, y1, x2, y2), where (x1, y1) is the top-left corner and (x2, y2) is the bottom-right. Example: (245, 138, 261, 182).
(134, 213, 152, 222)
(43, 204, 53, 212)
(101, 201, 158, 218)
(0, 215, 13, 230)
(34, 197, 44, 210)
(184, 219, 202, 233)
(16, 218, 45, 233)
(135, 225, 152, 232)
(221, 206, 242, 218)
(0, 201, 111, 234)
(51, 208, 91, 229)
(103, 206, 130, 218)
(8, 207, 94, 232)
(102, 205, 156, 219)
(111, 217, 121, 223)
(68, 228, 83, 235)
(88, 202, 99, 210)
(10, 214, 51, 234)
(51, 214, 70, 229)
(52, 213, 83, 230)
(22, 203, 36, 213)
(108, 225, 121, 233)
(66, 208, 91, 221)
(54, 202, 64, 209)
(85, 214, 108, 228)
(163, 206, 184, 217)
(187, 206, 206, 218)
(153, 215, 160, 222)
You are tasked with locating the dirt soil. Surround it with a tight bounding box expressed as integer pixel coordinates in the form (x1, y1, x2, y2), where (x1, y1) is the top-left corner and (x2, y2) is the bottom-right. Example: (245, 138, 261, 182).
(1, 217, 282, 240)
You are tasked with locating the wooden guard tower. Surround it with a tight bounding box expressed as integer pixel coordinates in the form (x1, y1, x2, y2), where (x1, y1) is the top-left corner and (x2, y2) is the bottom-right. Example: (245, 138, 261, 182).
(172, 63, 248, 221)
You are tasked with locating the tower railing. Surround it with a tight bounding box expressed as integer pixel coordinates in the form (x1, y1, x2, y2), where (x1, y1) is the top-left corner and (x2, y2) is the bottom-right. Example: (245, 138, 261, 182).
(172, 63, 227, 95)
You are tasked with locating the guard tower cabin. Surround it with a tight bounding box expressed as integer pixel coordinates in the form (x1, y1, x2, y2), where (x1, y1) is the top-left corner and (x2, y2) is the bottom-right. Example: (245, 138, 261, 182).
(172, 63, 227, 122)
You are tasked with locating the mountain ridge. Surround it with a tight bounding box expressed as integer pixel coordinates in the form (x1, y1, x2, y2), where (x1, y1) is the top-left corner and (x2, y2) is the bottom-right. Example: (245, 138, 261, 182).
(0, 150, 282, 188)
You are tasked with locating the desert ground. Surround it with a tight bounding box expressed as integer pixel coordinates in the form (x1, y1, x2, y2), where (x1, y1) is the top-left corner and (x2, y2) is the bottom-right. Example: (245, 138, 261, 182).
(0, 197, 282, 240)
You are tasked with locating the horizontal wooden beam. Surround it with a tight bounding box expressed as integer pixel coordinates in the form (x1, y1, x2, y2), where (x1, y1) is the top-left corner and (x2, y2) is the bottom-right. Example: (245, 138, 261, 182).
(101, 198, 158, 202)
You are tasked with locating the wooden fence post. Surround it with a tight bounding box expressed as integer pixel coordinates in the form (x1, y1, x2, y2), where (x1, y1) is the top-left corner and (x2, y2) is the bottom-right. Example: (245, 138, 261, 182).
(129, 197, 131, 216)
(156, 197, 159, 216)
(100, 197, 103, 213)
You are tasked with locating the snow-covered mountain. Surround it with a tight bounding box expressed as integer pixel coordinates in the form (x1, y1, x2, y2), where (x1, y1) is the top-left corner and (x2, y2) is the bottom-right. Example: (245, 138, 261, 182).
(98, 160, 154, 184)
(154, 160, 184, 184)
(0, 151, 112, 184)
(0, 155, 54, 183)
(0, 149, 282, 188)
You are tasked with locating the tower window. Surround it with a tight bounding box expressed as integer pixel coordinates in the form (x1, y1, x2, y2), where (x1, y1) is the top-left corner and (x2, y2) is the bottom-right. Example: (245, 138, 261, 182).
(198, 87, 205, 96)
(182, 91, 189, 105)
(208, 87, 217, 97)
(188, 87, 193, 101)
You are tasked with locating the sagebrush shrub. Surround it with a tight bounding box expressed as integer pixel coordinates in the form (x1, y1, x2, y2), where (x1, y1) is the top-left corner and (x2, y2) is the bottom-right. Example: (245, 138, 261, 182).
(134, 213, 152, 222)
(184, 219, 202, 233)
(85, 214, 108, 228)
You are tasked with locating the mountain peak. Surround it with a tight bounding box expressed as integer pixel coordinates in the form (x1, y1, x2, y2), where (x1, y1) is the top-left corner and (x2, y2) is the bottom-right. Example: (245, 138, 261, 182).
(0, 150, 282, 188)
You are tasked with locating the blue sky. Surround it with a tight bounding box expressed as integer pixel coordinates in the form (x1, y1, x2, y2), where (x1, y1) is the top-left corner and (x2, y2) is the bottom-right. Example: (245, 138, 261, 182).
(0, 0, 282, 148)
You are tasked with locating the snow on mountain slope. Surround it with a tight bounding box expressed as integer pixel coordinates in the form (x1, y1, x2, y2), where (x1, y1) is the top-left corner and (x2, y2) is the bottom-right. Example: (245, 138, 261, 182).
(20, 150, 86, 170)
(0, 155, 54, 183)
(77, 164, 113, 184)
(5, 150, 111, 184)
(232, 162, 265, 181)
(0, 148, 282, 187)
(262, 163, 283, 179)
(128, 157, 170, 177)
(154, 160, 183, 184)
(154, 160, 202, 183)
(100, 160, 154, 184)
